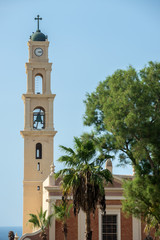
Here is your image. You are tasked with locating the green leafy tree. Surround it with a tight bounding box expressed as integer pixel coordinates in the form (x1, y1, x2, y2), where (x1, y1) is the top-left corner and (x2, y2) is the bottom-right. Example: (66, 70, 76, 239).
(28, 208, 53, 240)
(52, 192, 72, 240)
(55, 136, 112, 240)
(122, 173, 160, 239)
(83, 62, 160, 236)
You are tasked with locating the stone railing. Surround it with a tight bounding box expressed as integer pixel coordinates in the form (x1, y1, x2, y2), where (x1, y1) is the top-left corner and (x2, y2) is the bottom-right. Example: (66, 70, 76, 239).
(20, 229, 41, 240)
(20, 228, 49, 240)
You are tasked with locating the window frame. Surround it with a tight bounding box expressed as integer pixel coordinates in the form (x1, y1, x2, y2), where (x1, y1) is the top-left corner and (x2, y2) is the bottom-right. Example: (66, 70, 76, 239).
(36, 143, 42, 159)
(99, 207, 121, 240)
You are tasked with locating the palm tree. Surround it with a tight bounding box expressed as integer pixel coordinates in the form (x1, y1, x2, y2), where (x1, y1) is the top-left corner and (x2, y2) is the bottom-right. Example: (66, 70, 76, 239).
(55, 136, 112, 240)
(28, 208, 53, 240)
(52, 191, 72, 240)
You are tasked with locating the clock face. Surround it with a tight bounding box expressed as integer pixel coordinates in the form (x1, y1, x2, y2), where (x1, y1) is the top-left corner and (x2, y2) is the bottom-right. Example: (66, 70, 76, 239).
(34, 48, 43, 57)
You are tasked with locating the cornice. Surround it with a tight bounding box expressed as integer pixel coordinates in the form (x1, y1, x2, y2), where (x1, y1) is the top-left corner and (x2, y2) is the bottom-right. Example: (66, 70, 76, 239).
(25, 62, 52, 70)
(22, 93, 56, 101)
(20, 130, 57, 137)
(44, 186, 60, 192)
(27, 40, 50, 47)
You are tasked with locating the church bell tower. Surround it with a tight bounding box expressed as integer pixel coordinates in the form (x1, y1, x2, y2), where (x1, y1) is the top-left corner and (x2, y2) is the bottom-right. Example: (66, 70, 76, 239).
(21, 15, 57, 234)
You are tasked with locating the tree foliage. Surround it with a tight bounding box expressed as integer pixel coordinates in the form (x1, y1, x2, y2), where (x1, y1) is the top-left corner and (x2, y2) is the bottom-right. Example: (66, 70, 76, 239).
(28, 208, 53, 240)
(52, 192, 72, 240)
(55, 136, 112, 240)
(84, 62, 160, 236)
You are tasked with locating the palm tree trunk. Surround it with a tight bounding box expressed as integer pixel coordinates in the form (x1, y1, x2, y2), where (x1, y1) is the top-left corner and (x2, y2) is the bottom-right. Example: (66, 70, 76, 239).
(40, 230, 47, 240)
(85, 211, 92, 240)
(63, 222, 68, 240)
(84, 171, 92, 240)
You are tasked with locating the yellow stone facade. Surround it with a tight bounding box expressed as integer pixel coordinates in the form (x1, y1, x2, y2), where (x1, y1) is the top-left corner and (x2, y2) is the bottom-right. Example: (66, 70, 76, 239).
(21, 39, 57, 234)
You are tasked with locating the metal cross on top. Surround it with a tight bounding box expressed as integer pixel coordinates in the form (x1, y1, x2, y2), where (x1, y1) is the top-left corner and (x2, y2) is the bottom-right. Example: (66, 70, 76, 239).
(34, 15, 42, 31)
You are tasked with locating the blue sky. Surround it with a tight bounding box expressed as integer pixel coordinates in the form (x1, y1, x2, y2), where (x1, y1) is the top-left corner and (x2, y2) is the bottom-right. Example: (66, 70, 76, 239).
(0, 0, 160, 227)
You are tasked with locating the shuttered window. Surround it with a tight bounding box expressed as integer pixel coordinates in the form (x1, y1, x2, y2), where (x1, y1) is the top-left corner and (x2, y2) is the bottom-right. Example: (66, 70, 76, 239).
(102, 215, 117, 240)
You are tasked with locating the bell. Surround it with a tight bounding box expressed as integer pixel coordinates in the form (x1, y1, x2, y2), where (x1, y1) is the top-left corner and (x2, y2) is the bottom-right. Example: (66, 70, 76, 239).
(36, 113, 42, 123)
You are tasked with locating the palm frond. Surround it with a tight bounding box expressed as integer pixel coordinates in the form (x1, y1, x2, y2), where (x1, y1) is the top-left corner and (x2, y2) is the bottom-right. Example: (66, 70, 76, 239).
(57, 155, 79, 167)
(55, 168, 71, 179)
(99, 169, 113, 183)
(28, 214, 40, 228)
(67, 203, 73, 215)
(59, 145, 75, 155)
(28, 208, 53, 232)
(74, 137, 82, 149)
(46, 214, 53, 227)
(52, 202, 72, 222)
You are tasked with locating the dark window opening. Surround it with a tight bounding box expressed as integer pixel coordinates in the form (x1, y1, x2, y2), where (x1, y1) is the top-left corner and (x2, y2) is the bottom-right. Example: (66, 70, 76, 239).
(36, 143, 42, 159)
(37, 162, 40, 171)
(37, 186, 40, 191)
(102, 215, 117, 240)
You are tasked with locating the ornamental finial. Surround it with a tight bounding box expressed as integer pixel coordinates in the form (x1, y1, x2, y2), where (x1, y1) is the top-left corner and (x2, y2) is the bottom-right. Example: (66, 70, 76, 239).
(50, 164, 55, 176)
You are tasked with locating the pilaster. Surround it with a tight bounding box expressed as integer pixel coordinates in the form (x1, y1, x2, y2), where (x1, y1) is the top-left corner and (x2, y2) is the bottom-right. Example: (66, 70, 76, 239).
(48, 98, 53, 130)
(132, 217, 141, 240)
(46, 70, 51, 94)
(24, 98, 30, 130)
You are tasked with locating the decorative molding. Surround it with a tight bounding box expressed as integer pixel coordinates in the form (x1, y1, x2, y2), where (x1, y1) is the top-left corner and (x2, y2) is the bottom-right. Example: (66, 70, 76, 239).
(105, 188, 123, 191)
(28, 40, 49, 47)
(20, 130, 57, 137)
(46, 195, 125, 201)
(49, 196, 73, 200)
(44, 186, 60, 192)
(23, 180, 43, 184)
(105, 196, 125, 200)
(22, 93, 56, 100)
(106, 205, 122, 209)
(25, 62, 52, 68)
(20, 229, 41, 240)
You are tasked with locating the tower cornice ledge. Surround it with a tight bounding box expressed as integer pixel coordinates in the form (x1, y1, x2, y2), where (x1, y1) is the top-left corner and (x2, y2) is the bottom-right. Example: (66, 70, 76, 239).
(20, 130, 57, 138)
(22, 94, 56, 101)
(25, 62, 52, 70)
(28, 39, 49, 47)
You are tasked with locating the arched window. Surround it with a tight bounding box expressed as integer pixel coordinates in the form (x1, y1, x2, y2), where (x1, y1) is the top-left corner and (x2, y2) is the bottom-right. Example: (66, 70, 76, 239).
(33, 107, 45, 130)
(36, 143, 42, 159)
(35, 75, 43, 94)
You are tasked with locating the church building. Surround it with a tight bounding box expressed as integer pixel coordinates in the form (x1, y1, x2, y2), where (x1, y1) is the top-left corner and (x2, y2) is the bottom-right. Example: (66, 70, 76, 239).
(20, 16, 147, 240)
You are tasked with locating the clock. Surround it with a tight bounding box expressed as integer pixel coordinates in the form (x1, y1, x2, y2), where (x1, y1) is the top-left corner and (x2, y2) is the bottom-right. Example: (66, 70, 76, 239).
(34, 48, 43, 57)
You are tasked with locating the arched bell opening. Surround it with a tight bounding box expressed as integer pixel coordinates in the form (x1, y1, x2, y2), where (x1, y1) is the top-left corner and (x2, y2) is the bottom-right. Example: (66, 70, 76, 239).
(33, 107, 45, 130)
(35, 74, 43, 94)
